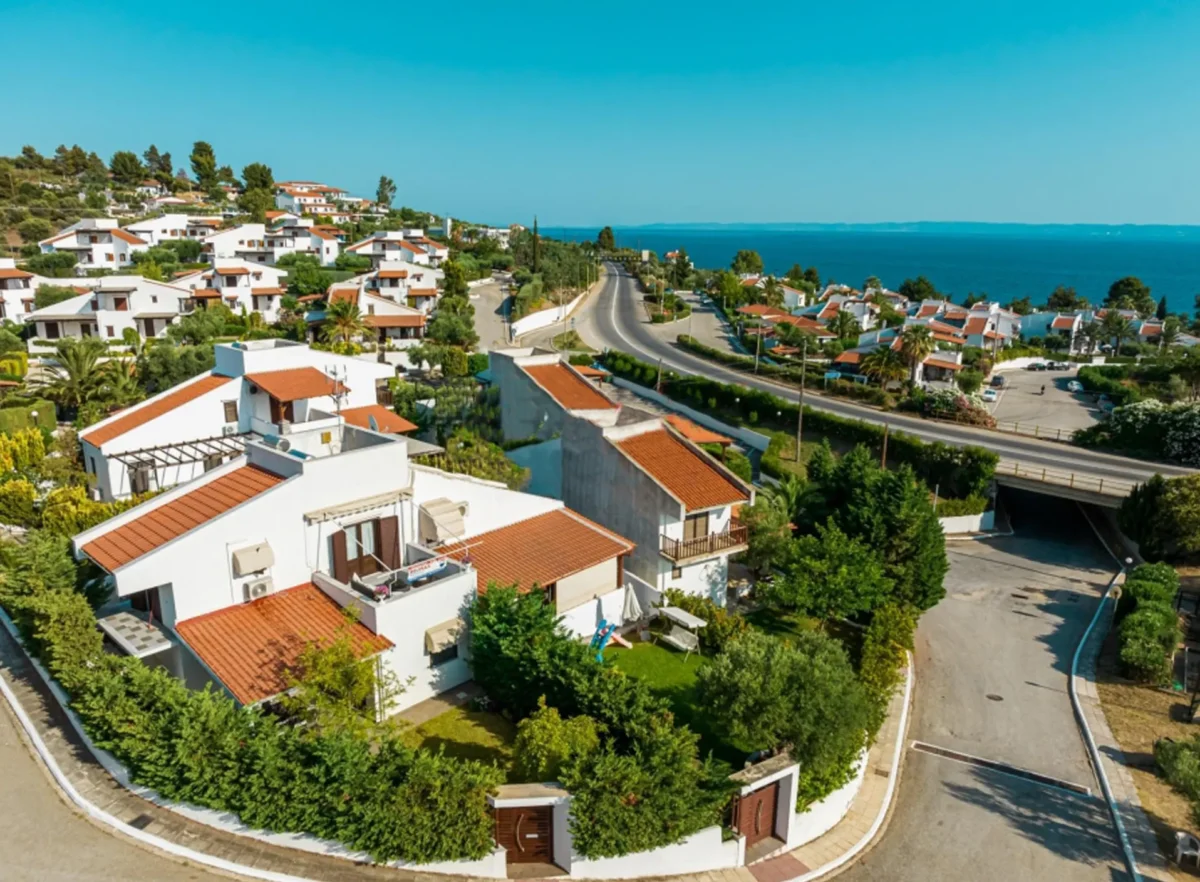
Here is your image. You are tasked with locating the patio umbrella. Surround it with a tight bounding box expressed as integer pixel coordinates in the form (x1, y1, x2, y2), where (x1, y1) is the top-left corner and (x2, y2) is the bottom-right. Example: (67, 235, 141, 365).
(622, 583, 644, 623)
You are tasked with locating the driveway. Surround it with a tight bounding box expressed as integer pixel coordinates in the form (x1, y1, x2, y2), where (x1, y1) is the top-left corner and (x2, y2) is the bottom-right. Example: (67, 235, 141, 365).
(989, 367, 1102, 436)
(0, 695, 223, 882)
(471, 278, 512, 352)
(840, 490, 1126, 882)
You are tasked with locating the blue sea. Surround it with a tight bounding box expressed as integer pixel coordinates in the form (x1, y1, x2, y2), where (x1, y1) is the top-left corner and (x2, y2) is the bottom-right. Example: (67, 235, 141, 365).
(553, 223, 1200, 315)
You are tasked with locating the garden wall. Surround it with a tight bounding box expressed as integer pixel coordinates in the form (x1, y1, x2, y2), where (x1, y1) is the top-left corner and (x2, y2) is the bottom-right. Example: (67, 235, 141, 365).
(786, 747, 869, 848)
(511, 289, 586, 339)
(938, 510, 996, 535)
(610, 377, 772, 452)
(566, 824, 743, 879)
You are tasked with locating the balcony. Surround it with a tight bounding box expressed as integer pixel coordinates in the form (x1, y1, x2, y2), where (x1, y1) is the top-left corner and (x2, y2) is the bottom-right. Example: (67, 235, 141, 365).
(659, 524, 749, 563)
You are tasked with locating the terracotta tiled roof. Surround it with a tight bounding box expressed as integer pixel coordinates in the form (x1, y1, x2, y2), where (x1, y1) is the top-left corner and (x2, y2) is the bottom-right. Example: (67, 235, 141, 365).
(365, 314, 425, 328)
(0, 268, 33, 280)
(1051, 315, 1078, 330)
(247, 367, 347, 402)
(215, 267, 250, 275)
(110, 229, 148, 245)
(176, 582, 392, 705)
(81, 466, 286, 572)
(772, 315, 836, 337)
(834, 350, 864, 365)
(615, 429, 749, 511)
(309, 228, 338, 241)
(963, 316, 989, 335)
(664, 414, 731, 446)
(327, 287, 358, 305)
(523, 363, 617, 411)
(818, 302, 840, 320)
(736, 304, 787, 318)
(923, 357, 963, 371)
(932, 332, 967, 345)
(377, 269, 409, 280)
(81, 373, 235, 447)
(407, 288, 438, 297)
(340, 404, 418, 434)
(250, 287, 286, 295)
(192, 289, 223, 298)
(443, 509, 633, 594)
(916, 303, 942, 318)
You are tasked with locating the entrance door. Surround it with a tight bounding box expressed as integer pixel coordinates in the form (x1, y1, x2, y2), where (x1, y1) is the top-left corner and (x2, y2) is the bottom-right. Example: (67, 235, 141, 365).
(736, 781, 779, 848)
(494, 805, 554, 865)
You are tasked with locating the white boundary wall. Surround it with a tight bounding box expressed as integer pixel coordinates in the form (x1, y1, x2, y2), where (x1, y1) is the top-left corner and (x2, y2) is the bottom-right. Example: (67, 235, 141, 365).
(567, 825, 742, 879)
(787, 748, 869, 848)
(511, 289, 586, 338)
(938, 510, 996, 534)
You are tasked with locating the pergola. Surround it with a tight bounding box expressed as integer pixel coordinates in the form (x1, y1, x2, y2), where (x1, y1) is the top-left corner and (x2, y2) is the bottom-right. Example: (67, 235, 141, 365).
(108, 432, 250, 469)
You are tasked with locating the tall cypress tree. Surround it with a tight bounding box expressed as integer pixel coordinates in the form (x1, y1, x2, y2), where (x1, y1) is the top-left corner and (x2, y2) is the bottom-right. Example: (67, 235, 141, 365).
(532, 216, 540, 274)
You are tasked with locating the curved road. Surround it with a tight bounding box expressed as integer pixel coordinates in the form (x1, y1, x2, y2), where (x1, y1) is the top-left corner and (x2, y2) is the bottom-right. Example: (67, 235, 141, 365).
(582, 264, 1190, 485)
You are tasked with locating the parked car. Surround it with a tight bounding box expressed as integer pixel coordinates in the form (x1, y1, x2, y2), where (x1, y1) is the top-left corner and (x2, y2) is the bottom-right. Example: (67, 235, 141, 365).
(1028, 362, 1048, 371)
(1047, 361, 1069, 371)
(991, 374, 1007, 388)
(1067, 380, 1083, 393)
(981, 388, 999, 403)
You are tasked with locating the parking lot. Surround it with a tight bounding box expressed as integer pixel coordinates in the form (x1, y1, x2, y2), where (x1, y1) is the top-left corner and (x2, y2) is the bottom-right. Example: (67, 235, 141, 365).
(987, 365, 1102, 436)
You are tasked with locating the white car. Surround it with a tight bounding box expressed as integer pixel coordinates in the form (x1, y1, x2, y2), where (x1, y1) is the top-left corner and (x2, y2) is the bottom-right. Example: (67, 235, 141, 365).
(981, 388, 999, 403)
(1067, 380, 1083, 393)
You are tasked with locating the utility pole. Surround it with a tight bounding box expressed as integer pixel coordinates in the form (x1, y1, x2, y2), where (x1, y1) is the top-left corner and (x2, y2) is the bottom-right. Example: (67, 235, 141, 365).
(754, 327, 761, 374)
(656, 357, 663, 393)
(796, 335, 808, 456)
(880, 423, 889, 468)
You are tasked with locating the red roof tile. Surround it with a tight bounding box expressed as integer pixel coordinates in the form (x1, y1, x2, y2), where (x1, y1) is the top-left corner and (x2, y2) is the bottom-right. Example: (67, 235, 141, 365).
(923, 357, 963, 371)
(215, 267, 250, 275)
(406, 288, 438, 297)
(0, 268, 33, 280)
(81, 466, 286, 572)
(616, 429, 750, 511)
(365, 314, 425, 328)
(664, 414, 731, 446)
(834, 350, 864, 365)
(340, 404, 418, 434)
(246, 367, 348, 402)
(443, 509, 633, 593)
(572, 365, 610, 379)
(111, 229, 148, 245)
(377, 269, 409, 280)
(176, 582, 392, 704)
(736, 304, 788, 318)
(250, 287, 286, 295)
(963, 316, 989, 335)
(81, 374, 235, 447)
(1051, 315, 1078, 330)
(523, 363, 617, 410)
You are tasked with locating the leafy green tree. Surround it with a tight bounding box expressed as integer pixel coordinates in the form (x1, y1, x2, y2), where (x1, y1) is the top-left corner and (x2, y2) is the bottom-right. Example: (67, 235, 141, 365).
(135, 342, 215, 393)
(109, 151, 144, 186)
(162, 237, 203, 262)
(1101, 309, 1136, 355)
(764, 520, 892, 620)
(167, 304, 233, 344)
(1047, 285, 1086, 311)
(1005, 296, 1033, 316)
(24, 252, 77, 278)
(334, 252, 372, 272)
(241, 162, 274, 192)
(237, 187, 273, 222)
(277, 253, 332, 296)
(514, 697, 602, 781)
(696, 630, 871, 803)
(14, 145, 46, 170)
(957, 368, 984, 394)
(427, 305, 479, 349)
(143, 145, 174, 187)
(216, 164, 237, 185)
(17, 217, 53, 243)
(736, 495, 792, 577)
(1105, 276, 1154, 316)
(1120, 474, 1200, 563)
(596, 226, 616, 251)
(376, 175, 396, 207)
(424, 429, 528, 489)
(898, 276, 940, 301)
(441, 259, 470, 298)
(713, 270, 744, 308)
(731, 249, 764, 275)
(189, 141, 218, 190)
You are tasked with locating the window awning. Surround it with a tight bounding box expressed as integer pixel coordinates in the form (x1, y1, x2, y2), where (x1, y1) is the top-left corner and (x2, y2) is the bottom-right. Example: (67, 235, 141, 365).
(304, 489, 410, 524)
(418, 497, 468, 545)
(425, 617, 464, 653)
(231, 542, 274, 577)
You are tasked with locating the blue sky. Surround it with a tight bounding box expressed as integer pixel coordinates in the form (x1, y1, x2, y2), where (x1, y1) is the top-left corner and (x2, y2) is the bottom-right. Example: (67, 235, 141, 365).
(3, 0, 1199, 227)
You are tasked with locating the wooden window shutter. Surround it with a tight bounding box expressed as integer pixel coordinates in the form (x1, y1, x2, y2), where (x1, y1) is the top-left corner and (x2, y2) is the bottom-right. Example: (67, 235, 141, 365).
(331, 531, 349, 583)
(379, 516, 400, 570)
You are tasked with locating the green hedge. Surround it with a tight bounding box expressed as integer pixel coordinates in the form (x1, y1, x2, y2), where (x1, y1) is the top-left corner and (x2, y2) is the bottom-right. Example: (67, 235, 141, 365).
(0, 534, 501, 865)
(934, 494, 989, 517)
(1077, 365, 1139, 406)
(1115, 563, 1181, 684)
(601, 350, 997, 499)
(0, 398, 56, 434)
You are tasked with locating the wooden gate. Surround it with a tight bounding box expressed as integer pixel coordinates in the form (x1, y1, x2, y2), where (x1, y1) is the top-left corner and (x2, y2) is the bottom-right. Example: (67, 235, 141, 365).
(734, 780, 779, 849)
(494, 805, 554, 864)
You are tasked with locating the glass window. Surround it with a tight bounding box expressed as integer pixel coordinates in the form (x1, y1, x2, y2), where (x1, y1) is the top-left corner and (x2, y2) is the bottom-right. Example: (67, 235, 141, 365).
(430, 645, 458, 667)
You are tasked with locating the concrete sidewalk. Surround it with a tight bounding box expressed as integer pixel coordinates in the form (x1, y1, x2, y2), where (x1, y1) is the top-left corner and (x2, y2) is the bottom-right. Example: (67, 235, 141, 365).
(0, 617, 910, 882)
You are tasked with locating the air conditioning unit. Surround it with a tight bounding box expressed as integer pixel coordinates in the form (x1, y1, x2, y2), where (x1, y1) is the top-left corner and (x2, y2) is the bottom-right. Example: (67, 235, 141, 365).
(222, 424, 237, 436)
(244, 577, 274, 601)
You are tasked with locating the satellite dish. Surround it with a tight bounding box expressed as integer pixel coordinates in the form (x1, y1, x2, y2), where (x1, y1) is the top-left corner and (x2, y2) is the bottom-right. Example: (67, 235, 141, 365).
(277, 439, 291, 452)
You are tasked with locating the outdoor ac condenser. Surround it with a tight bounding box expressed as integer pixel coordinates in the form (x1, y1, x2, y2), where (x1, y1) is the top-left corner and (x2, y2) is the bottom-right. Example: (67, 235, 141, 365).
(244, 578, 274, 601)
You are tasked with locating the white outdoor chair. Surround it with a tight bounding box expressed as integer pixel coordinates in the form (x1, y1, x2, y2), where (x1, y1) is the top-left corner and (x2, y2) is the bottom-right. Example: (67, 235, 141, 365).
(1175, 831, 1200, 868)
(658, 624, 700, 661)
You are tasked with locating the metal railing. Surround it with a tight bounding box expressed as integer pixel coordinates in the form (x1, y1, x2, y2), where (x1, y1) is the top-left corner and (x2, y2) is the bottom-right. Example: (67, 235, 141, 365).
(660, 525, 749, 562)
(994, 461, 1136, 497)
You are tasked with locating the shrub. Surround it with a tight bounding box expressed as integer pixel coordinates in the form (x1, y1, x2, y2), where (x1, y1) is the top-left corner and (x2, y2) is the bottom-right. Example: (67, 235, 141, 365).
(0, 398, 56, 434)
(467, 352, 489, 375)
(1122, 578, 1176, 609)
(1120, 475, 1200, 563)
(662, 588, 749, 655)
(934, 494, 989, 517)
(1130, 562, 1180, 593)
(1117, 601, 1179, 684)
(859, 604, 916, 733)
(514, 697, 602, 781)
(1156, 736, 1200, 824)
(0, 478, 37, 527)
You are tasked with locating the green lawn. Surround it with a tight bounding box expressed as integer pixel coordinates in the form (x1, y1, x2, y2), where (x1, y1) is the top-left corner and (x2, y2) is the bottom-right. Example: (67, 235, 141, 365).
(403, 707, 523, 778)
(606, 640, 752, 768)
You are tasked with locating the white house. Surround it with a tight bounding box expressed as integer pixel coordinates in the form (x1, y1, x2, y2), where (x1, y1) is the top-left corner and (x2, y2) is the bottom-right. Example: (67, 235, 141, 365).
(26, 276, 190, 345)
(0, 257, 65, 322)
(320, 285, 429, 347)
(40, 218, 149, 271)
(173, 259, 290, 322)
(334, 260, 444, 316)
(255, 218, 341, 266)
(345, 231, 433, 268)
(77, 339, 399, 502)
(72, 410, 636, 714)
(201, 223, 266, 261)
(124, 214, 222, 246)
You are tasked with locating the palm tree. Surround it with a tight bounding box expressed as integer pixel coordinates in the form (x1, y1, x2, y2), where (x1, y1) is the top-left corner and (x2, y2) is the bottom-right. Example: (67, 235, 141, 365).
(828, 310, 861, 342)
(899, 325, 935, 383)
(1077, 321, 1101, 354)
(37, 338, 107, 412)
(1159, 318, 1181, 350)
(1101, 311, 1136, 356)
(321, 299, 367, 345)
(762, 277, 784, 309)
(97, 359, 144, 408)
(240, 311, 266, 340)
(861, 345, 908, 386)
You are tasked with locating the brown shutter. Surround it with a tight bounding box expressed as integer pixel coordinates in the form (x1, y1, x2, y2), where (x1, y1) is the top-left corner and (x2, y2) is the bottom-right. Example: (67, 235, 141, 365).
(379, 516, 400, 570)
(331, 531, 349, 583)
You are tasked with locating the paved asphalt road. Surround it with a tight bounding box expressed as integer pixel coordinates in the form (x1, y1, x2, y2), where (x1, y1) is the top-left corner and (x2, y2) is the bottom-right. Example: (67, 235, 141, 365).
(0, 697, 223, 882)
(583, 263, 1191, 485)
(840, 491, 1126, 882)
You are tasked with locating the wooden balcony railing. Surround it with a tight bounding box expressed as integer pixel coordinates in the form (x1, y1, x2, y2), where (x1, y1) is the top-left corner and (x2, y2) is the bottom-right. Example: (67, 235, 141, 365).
(660, 525, 749, 562)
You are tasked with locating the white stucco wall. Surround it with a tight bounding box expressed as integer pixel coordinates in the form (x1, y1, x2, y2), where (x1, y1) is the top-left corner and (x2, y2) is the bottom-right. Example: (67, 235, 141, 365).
(938, 510, 995, 535)
(558, 584, 626, 640)
(566, 824, 741, 878)
(785, 747, 868, 849)
(510, 288, 586, 339)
